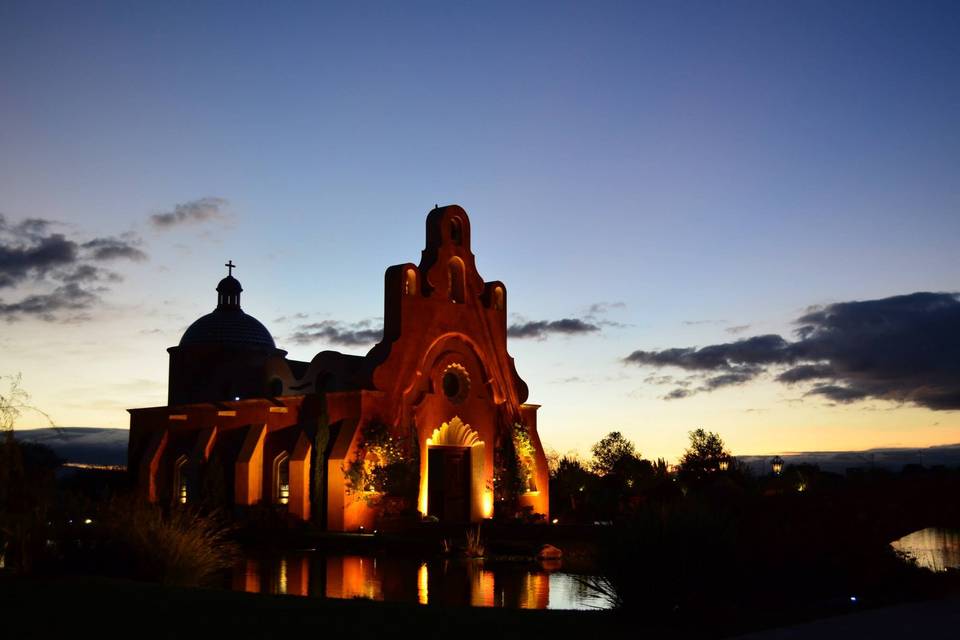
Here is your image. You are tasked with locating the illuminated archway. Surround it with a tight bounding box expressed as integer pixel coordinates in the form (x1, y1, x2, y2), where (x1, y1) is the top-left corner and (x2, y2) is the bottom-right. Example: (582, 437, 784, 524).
(422, 417, 489, 521)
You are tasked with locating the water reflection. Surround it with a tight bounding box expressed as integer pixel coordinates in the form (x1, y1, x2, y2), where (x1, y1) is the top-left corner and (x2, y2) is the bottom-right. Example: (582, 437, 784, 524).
(891, 527, 960, 572)
(232, 552, 609, 610)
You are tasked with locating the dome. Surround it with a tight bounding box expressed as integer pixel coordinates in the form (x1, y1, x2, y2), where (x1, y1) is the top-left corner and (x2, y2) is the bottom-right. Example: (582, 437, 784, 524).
(177, 261, 275, 349)
(179, 308, 276, 349)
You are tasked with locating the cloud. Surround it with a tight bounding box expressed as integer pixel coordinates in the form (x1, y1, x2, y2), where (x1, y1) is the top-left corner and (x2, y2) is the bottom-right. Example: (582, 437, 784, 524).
(625, 291, 960, 410)
(0, 283, 98, 322)
(508, 318, 600, 339)
(585, 301, 626, 316)
(82, 236, 147, 262)
(776, 364, 834, 384)
(288, 319, 382, 347)
(804, 384, 869, 404)
(57, 265, 122, 284)
(274, 312, 310, 324)
(726, 324, 752, 335)
(0, 213, 146, 320)
(0, 227, 77, 288)
(150, 197, 228, 229)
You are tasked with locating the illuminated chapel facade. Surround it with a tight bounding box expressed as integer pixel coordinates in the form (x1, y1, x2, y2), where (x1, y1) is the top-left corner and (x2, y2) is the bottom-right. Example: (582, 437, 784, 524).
(127, 205, 549, 530)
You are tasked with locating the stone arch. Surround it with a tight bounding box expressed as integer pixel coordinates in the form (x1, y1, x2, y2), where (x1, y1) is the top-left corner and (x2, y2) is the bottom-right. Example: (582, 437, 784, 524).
(411, 332, 506, 405)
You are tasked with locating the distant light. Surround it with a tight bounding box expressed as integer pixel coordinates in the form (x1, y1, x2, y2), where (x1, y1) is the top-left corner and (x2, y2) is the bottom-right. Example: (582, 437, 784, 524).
(850, 596, 857, 603)
(234, 396, 240, 401)
(84, 518, 93, 525)
(551, 518, 559, 525)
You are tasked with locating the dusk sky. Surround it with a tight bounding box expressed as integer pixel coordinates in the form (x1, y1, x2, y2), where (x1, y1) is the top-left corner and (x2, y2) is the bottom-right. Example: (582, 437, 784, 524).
(2, 1, 958, 461)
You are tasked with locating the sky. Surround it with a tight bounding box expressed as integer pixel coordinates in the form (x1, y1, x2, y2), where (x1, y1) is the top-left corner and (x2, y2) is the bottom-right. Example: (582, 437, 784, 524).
(1, 1, 958, 461)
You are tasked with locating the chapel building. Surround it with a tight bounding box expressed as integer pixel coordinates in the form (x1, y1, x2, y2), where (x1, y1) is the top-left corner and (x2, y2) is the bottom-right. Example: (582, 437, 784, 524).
(127, 205, 549, 530)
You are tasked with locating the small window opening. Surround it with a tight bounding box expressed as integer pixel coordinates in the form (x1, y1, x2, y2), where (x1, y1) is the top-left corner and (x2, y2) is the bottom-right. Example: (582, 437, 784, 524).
(404, 269, 417, 295)
(493, 286, 504, 311)
(450, 218, 463, 245)
(448, 258, 465, 304)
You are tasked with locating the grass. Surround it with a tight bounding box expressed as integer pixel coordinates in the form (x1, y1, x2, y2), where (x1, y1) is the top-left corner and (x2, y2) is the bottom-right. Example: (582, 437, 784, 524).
(102, 498, 239, 587)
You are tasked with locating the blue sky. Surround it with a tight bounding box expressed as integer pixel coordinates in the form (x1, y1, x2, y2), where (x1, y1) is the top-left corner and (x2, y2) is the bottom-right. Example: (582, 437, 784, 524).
(2, 1, 958, 459)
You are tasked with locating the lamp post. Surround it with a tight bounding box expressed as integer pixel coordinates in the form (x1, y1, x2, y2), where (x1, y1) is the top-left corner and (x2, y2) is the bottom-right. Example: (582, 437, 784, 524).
(718, 456, 730, 472)
(771, 455, 784, 476)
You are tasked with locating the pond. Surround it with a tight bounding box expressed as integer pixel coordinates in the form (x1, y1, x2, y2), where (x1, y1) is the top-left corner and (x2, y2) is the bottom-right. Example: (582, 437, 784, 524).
(229, 552, 612, 610)
(890, 527, 960, 572)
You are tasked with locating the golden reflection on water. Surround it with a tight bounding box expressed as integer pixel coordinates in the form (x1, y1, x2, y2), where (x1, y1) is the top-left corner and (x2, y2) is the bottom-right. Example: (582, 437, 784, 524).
(326, 555, 383, 600)
(891, 527, 960, 572)
(232, 553, 609, 610)
(417, 563, 429, 605)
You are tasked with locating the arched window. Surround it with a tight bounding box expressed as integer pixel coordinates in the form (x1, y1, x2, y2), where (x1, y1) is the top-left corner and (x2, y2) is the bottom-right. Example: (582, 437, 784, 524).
(450, 217, 463, 245)
(493, 286, 504, 311)
(448, 258, 465, 304)
(273, 452, 290, 505)
(404, 269, 417, 295)
(174, 455, 189, 505)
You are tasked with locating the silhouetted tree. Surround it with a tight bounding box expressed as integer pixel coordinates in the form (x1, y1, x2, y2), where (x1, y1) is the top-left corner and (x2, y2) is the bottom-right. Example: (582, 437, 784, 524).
(678, 428, 730, 484)
(549, 455, 595, 518)
(590, 431, 639, 476)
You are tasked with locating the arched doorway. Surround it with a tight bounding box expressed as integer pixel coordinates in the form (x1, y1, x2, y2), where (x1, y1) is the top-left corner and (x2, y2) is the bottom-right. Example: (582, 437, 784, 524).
(426, 417, 485, 523)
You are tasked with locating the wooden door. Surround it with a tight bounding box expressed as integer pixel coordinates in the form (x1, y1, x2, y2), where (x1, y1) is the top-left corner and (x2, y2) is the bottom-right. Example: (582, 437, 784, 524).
(428, 447, 471, 522)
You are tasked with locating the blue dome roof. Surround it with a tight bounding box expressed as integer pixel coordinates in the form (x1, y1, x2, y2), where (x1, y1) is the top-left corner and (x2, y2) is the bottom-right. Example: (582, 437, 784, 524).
(179, 308, 276, 349)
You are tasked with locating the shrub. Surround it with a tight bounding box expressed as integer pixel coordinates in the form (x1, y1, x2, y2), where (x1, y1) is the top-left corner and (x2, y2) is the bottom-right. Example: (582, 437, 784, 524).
(103, 498, 239, 587)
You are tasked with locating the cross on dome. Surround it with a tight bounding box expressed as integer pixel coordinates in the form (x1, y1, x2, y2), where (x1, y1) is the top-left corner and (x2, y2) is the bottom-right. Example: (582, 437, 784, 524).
(225, 260, 236, 276)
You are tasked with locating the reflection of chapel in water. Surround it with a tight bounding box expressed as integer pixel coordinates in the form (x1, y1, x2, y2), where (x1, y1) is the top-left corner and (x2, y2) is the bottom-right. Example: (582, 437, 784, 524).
(128, 205, 550, 530)
(234, 554, 558, 609)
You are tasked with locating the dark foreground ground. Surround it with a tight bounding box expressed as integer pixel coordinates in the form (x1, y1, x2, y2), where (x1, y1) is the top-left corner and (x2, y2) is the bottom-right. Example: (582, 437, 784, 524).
(4, 574, 959, 640)
(0, 575, 624, 640)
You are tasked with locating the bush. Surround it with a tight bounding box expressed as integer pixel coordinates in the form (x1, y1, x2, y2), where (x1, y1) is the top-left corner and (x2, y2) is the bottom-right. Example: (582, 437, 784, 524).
(103, 498, 239, 587)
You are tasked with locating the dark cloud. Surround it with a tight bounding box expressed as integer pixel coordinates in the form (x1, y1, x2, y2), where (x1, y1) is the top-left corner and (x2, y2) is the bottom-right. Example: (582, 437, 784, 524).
(726, 324, 752, 335)
(0, 283, 98, 322)
(288, 319, 382, 347)
(58, 265, 123, 284)
(0, 228, 77, 288)
(82, 237, 147, 262)
(664, 388, 693, 400)
(0, 213, 146, 320)
(776, 364, 834, 384)
(804, 384, 870, 404)
(150, 197, 227, 229)
(626, 291, 960, 410)
(508, 318, 600, 339)
(625, 334, 792, 371)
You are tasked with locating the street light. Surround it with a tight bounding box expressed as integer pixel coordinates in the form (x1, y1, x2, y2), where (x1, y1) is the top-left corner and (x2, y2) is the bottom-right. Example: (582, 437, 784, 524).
(771, 455, 784, 476)
(718, 456, 730, 472)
